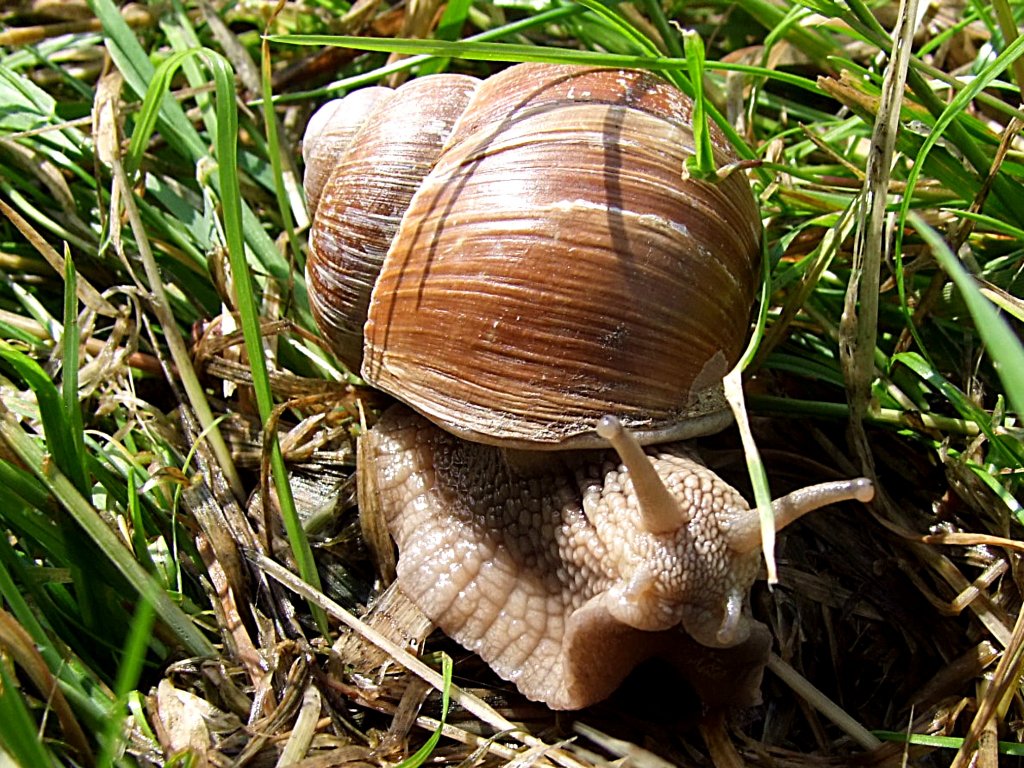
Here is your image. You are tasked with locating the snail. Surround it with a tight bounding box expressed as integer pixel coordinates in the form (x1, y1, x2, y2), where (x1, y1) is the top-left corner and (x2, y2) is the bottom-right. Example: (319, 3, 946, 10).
(302, 63, 874, 710)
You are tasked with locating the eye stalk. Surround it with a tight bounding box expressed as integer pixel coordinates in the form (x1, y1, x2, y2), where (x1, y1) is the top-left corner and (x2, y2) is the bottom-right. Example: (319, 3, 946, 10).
(727, 476, 875, 554)
(597, 414, 876, 552)
(596, 415, 688, 534)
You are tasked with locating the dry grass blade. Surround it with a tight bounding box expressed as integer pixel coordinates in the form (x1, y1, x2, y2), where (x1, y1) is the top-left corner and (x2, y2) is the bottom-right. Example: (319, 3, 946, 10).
(0, 199, 115, 318)
(276, 684, 323, 766)
(194, 531, 268, 684)
(766, 654, 882, 752)
(840, 0, 919, 478)
(252, 553, 590, 768)
(98, 73, 244, 501)
(0, 608, 93, 764)
(951, 605, 1024, 767)
(0, 3, 151, 45)
(572, 723, 675, 768)
(921, 532, 1024, 553)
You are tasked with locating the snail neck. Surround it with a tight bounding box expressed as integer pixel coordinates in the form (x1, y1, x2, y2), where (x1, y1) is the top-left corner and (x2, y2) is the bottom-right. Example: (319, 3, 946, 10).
(499, 447, 551, 476)
(498, 446, 594, 477)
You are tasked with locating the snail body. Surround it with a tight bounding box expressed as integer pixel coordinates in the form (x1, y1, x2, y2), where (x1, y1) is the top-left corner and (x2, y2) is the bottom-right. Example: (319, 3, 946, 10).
(304, 63, 873, 709)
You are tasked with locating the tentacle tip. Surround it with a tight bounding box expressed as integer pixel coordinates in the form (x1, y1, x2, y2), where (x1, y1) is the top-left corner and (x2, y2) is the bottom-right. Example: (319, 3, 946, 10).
(715, 592, 745, 646)
(596, 414, 622, 441)
(852, 478, 875, 503)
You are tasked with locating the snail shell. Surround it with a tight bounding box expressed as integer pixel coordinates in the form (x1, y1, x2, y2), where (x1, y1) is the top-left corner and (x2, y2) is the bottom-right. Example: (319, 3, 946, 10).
(307, 73, 481, 371)
(306, 63, 762, 448)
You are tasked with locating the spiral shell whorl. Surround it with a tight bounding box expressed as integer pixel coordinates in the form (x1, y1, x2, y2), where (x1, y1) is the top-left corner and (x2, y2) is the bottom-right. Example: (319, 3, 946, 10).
(362, 64, 762, 447)
(302, 86, 391, 218)
(306, 74, 481, 371)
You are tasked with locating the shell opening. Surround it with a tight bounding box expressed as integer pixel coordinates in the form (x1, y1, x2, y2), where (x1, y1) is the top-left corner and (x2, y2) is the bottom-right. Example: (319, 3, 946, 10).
(596, 415, 688, 534)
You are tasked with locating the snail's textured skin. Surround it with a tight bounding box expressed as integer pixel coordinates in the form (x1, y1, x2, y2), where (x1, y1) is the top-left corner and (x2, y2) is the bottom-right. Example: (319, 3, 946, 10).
(368, 405, 769, 710)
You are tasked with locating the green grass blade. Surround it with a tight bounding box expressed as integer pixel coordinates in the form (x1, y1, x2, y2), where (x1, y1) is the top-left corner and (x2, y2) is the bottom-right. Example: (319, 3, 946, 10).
(269, 34, 674, 63)
(0, 454, 52, 512)
(0, 538, 61, 670)
(875, 729, 1024, 754)
(901, 46, 1024, 223)
(393, 653, 453, 768)
(129, 46, 326, 632)
(88, 0, 313, 327)
(0, 660, 57, 768)
(571, 0, 661, 57)
(436, 0, 473, 41)
(85, 0, 204, 160)
(683, 31, 715, 177)
(0, 537, 112, 730)
(0, 342, 88, 495)
(949, 209, 1024, 240)
(908, 214, 1024, 417)
(0, 407, 216, 658)
(896, 34, 1024, 229)
(267, 5, 586, 103)
(209, 45, 328, 632)
(732, 0, 838, 65)
(126, 470, 161, 581)
(61, 253, 86, 492)
(893, 351, 1024, 469)
(270, 35, 774, 161)
(260, 32, 305, 271)
(416, 0, 480, 76)
(96, 596, 156, 768)
(122, 50, 198, 177)
(637, 0, 682, 57)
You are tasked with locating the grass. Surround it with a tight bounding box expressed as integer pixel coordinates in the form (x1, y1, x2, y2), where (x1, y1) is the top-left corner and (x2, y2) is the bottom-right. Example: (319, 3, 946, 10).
(0, 0, 1023, 764)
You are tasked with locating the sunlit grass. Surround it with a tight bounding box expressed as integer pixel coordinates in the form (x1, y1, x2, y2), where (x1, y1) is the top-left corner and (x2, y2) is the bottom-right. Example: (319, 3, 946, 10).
(0, 0, 1022, 763)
